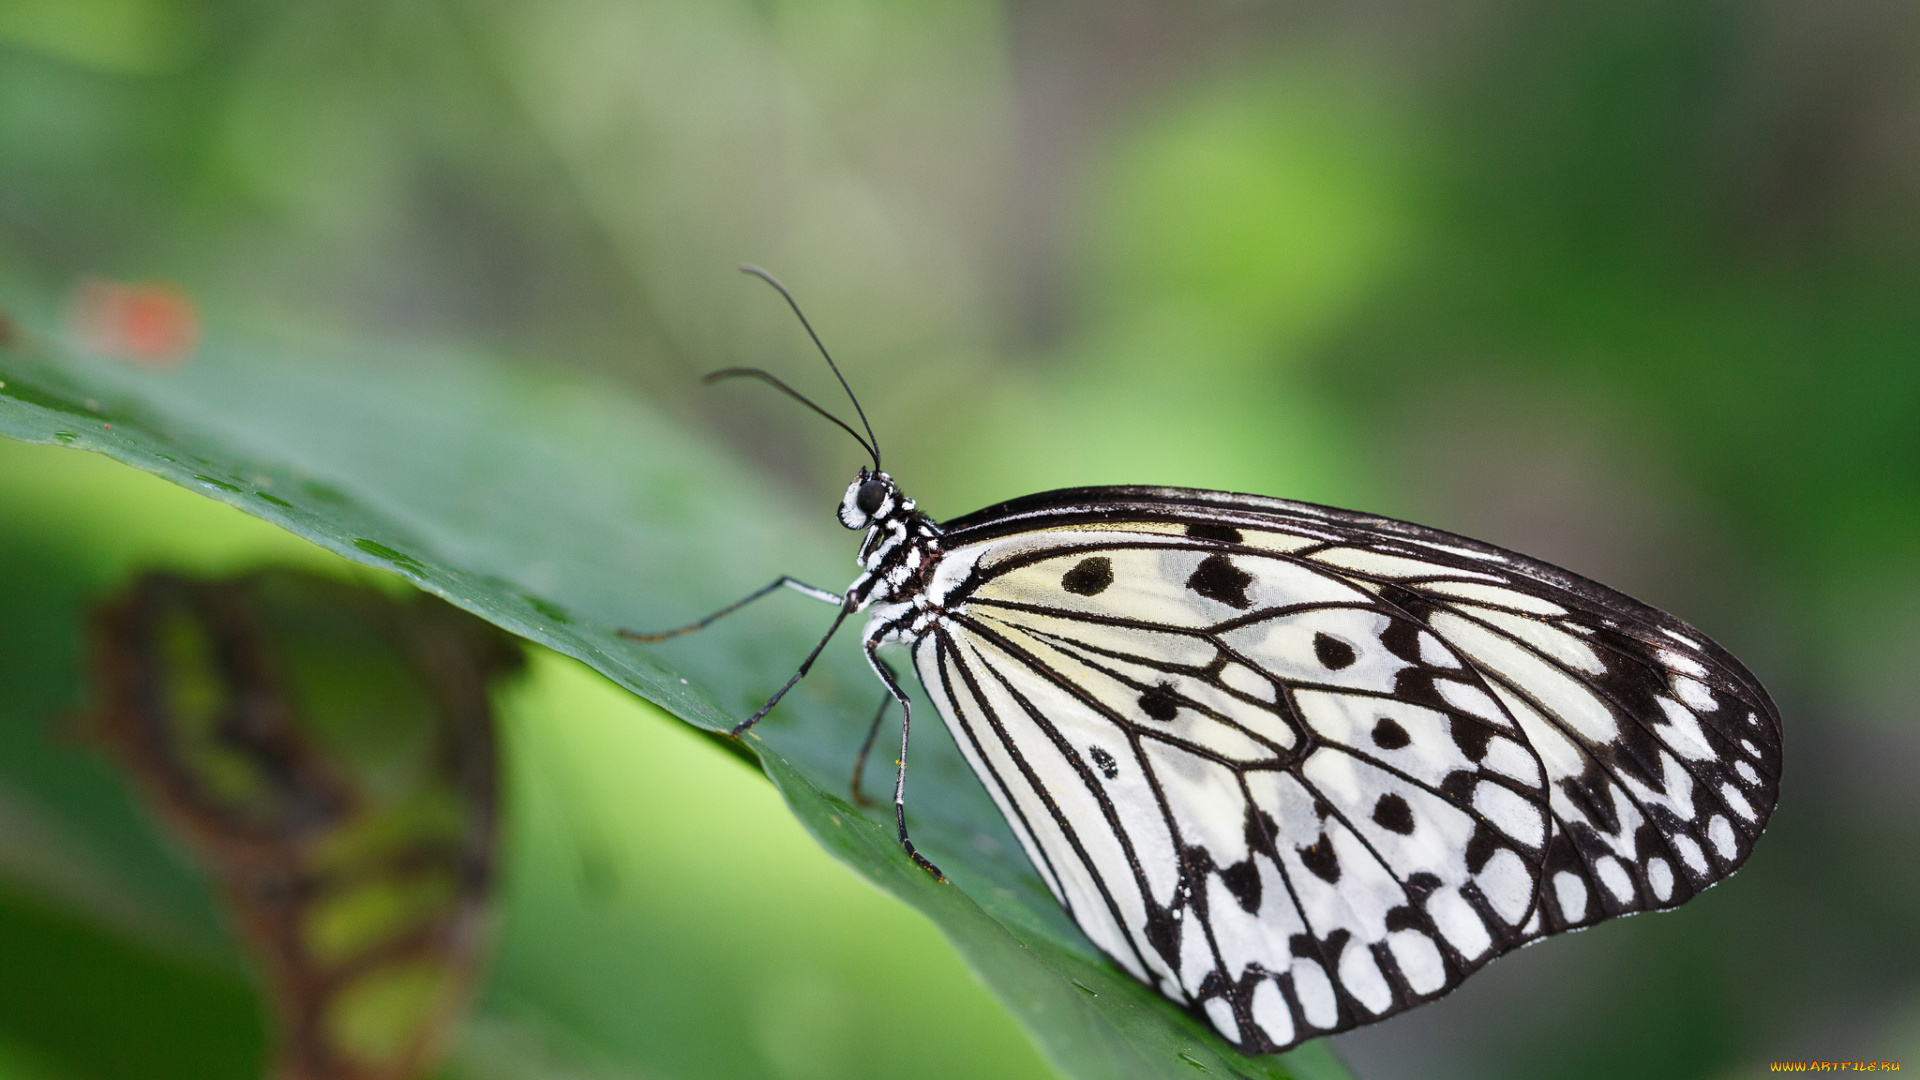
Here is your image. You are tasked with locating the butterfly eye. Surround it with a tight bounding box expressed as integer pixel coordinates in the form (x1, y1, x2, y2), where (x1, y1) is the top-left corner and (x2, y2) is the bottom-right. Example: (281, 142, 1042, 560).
(855, 480, 887, 516)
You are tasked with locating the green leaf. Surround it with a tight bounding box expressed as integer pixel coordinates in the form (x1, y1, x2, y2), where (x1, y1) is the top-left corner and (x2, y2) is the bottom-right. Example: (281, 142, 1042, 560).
(0, 318, 1356, 1080)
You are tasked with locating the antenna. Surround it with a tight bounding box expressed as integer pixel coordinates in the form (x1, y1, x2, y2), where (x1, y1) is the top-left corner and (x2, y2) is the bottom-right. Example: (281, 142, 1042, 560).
(701, 367, 878, 468)
(737, 264, 881, 470)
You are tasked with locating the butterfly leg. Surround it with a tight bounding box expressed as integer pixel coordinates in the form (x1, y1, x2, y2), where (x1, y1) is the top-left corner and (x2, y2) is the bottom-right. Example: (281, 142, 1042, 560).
(848, 692, 891, 808)
(616, 577, 843, 642)
(726, 605, 854, 738)
(865, 640, 943, 880)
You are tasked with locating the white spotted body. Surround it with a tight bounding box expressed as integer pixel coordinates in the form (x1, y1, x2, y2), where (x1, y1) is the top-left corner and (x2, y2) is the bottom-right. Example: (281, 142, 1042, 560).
(821, 471, 1781, 1055)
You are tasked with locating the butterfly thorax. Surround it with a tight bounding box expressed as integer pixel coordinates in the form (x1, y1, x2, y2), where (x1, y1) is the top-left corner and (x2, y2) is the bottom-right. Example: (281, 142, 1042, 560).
(837, 470, 948, 616)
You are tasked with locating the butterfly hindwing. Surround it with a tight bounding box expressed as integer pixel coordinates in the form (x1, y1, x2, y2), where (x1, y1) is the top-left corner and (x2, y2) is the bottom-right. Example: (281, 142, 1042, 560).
(913, 486, 1780, 1053)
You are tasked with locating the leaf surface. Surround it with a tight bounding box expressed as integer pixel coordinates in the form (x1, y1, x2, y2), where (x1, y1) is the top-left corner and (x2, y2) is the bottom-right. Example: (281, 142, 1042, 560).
(0, 322, 1355, 1080)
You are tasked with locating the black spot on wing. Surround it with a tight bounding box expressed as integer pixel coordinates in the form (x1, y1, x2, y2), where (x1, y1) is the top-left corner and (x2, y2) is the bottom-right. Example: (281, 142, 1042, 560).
(1181, 844, 1218, 919)
(1404, 871, 1441, 902)
(1313, 632, 1358, 670)
(1379, 616, 1426, 664)
(1465, 822, 1501, 874)
(1220, 858, 1261, 913)
(1143, 900, 1181, 969)
(1384, 905, 1424, 933)
(1227, 808, 1273, 914)
(1248, 808, 1282, 860)
(1061, 556, 1114, 596)
(1089, 745, 1119, 779)
(1186, 522, 1243, 543)
(1299, 834, 1340, 882)
(1186, 554, 1253, 609)
(1372, 717, 1411, 750)
(1137, 682, 1181, 721)
(1450, 720, 1493, 762)
(1372, 793, 1416, 835)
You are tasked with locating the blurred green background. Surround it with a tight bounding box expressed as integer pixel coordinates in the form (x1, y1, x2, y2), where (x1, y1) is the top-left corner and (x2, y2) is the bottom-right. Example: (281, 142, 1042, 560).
(2, 0, 1918, 1077)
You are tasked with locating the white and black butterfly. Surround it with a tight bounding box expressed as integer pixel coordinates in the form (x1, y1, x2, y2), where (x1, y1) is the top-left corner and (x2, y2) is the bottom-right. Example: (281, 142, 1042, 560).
(625, 268, 1782, 1055)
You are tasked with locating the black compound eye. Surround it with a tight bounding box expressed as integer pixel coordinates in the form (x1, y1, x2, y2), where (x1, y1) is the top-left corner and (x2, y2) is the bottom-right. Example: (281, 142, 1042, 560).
(855, 480, 887, 516)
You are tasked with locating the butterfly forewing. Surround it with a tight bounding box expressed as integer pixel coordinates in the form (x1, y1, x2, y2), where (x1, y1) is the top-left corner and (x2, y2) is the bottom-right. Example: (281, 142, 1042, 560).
(915, 486, 1780, 1053)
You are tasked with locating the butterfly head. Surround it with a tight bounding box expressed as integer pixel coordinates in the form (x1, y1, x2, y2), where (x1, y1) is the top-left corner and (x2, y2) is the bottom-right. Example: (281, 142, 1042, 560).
(837, 468, 901, 530)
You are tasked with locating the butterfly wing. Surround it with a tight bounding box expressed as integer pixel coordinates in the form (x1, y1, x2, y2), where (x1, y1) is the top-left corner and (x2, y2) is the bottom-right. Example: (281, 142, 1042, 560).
(912, 486, 1780, 1053)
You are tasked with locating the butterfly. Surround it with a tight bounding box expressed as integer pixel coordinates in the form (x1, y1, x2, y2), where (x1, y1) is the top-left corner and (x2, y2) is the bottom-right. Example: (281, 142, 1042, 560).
(623, 267, 1782, 1055)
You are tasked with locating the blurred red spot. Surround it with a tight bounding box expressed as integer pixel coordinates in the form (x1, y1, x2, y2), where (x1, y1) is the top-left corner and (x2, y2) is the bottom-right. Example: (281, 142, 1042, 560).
(69, 278, 200, 366)
(0, 308, 15, 346)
